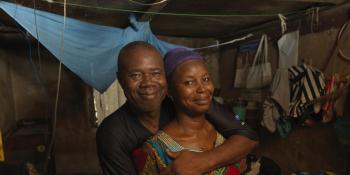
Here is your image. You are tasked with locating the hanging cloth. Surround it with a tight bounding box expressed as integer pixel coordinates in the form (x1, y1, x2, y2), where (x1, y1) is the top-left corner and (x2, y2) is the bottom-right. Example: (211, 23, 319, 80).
(270, 68, 290, 112)
(322, 75, 336, 123)
(0, 1, 182, 92)
(270, 31, 299, 114)
(261, 99, 280, 133)
(277, 31, 299, 68)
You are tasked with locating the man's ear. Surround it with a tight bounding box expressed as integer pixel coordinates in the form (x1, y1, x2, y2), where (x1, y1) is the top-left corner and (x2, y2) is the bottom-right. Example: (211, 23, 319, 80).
(116, 71, 120, 80)
(117, 72, 124, 87)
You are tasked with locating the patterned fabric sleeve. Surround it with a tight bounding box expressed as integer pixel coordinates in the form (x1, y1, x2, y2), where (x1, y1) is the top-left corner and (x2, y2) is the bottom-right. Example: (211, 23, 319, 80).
(132, 142, 167, 175)
(132, 144, 156, 174)
(134, 131, 243, 175)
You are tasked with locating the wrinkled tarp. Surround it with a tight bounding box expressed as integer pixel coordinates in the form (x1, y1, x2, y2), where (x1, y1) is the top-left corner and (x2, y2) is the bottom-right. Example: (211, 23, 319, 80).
(0, 1, 183, 92)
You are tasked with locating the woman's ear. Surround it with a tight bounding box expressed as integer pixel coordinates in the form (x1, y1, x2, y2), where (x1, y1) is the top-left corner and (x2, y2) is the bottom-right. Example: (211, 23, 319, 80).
(167, 87, 174, 101)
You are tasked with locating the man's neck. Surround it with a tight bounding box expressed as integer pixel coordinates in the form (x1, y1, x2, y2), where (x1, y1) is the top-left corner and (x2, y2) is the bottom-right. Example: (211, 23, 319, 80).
(135, 109, 161, 134)
(138, 111, 161, 134)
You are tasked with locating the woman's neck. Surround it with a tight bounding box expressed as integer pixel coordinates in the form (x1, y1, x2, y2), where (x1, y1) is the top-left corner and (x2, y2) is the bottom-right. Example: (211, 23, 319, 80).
(174, 111, 207, 134)
(161, 106, 217, 151)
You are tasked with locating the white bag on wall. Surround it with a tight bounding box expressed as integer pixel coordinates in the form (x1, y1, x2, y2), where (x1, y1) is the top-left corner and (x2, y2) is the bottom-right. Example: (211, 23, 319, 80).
(234, 53, 249, 88)
(246, 34, 272, 89)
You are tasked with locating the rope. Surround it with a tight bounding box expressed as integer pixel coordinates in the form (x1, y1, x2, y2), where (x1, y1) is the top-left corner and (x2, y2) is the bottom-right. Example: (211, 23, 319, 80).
(39, 0, 317, 17)
(33, 0, 42, 73)
(193, 33, 253, 51)
(13, 2, 41, 83)
(309, 7, 320, 33)
(45, 0, 66, 173)
(127, 0, 168, 6)
(337, 21, 350, 62)
(322, 21, 350, 72)
(278, 14, 287, 34)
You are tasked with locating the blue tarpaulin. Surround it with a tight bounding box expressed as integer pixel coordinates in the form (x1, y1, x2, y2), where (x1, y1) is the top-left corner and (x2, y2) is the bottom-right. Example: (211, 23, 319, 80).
(0, 1, 183, 92)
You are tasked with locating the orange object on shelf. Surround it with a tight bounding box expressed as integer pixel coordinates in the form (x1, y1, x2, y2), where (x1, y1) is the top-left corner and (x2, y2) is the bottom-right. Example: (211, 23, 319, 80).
(0, 130, 5, 161)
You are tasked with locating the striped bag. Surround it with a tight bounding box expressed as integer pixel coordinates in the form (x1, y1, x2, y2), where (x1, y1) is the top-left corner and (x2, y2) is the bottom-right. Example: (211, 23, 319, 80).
(288, 64, 326, 118)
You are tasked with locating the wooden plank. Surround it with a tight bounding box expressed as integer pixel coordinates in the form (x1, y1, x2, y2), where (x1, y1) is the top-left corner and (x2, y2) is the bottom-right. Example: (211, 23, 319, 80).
(138, 0, 171, 21)
(219, 2, 350, 42)
(0, 26, 18, 33)
(278, 0, 346, 5)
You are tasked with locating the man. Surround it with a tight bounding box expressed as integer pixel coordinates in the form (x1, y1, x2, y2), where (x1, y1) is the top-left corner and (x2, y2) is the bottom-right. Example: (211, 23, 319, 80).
(96, 41, 258, 175)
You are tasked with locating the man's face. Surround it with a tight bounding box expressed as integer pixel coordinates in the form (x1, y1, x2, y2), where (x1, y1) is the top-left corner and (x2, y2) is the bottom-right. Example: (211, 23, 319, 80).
(118, 48, 167, 113)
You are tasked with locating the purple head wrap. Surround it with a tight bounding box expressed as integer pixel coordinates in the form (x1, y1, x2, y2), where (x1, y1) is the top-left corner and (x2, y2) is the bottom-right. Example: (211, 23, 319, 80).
(164, 48, 203, 77)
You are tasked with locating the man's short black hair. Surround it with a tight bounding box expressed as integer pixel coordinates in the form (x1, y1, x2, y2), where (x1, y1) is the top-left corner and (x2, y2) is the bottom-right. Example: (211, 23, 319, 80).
(117, 41, 158, 73)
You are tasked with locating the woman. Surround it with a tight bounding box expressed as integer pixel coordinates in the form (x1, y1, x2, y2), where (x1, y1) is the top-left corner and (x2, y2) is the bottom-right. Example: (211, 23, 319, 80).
(132, 48, 243, 175)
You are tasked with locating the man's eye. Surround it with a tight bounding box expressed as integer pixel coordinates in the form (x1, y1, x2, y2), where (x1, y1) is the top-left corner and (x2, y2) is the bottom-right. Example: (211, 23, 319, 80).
(129, 73, 142, 80)
(185, 80, 194, 86)
(152, 71, 161, 77)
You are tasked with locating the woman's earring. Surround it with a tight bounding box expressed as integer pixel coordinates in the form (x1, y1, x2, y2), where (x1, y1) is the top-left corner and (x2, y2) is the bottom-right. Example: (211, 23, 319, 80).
(168, 95, 174, 101)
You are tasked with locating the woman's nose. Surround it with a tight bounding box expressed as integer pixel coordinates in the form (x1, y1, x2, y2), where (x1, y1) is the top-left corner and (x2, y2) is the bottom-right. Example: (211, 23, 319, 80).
(196, 83, 205, 93)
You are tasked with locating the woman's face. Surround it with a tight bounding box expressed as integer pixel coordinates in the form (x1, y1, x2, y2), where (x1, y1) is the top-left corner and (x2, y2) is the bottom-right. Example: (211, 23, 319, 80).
(170, 59, 214, 116)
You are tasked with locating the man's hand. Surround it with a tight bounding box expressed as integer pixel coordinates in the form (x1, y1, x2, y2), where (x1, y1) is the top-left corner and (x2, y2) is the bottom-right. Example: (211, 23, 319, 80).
(159, 135, 257, 175)
(159, 150, 208, 175)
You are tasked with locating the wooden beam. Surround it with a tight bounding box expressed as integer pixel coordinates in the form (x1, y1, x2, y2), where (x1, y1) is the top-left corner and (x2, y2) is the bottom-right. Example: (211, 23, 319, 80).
(138, 0, 171, 21)
(219, 2, 350, 42)
(0, 33, 36, 47)
(0, 26, 18, 33)
(278, 0, 346, 5)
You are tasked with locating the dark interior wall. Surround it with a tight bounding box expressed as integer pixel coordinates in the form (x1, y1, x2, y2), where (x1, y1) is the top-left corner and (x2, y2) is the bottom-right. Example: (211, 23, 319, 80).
(219, 27, 350, 174)
(0, 41, 55, 128)
(8, 47, 53, 122)
(0, 48, 16, 134)
(257, 124, 346, 174)
(28, 50, 100, 174)
(299, 28, 350, 76)
(54, 65, 99, 174)
(0, 38, 100, 174)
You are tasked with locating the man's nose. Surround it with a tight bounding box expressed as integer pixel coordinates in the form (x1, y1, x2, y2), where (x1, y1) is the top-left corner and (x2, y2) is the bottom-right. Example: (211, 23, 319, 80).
(140, 74, 153, 87)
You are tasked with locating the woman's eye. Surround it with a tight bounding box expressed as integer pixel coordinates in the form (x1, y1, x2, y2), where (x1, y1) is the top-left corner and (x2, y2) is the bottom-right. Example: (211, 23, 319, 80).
(203, 76, 210, 82)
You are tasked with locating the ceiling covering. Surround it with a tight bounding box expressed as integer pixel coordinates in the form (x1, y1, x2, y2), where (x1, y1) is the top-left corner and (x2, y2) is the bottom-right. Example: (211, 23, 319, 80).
(0, 0, 348, 38)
